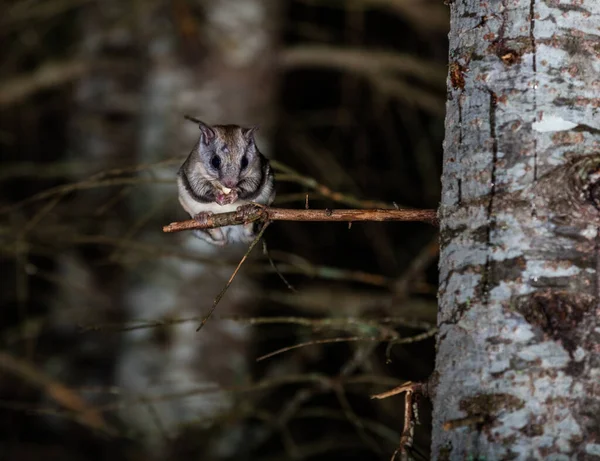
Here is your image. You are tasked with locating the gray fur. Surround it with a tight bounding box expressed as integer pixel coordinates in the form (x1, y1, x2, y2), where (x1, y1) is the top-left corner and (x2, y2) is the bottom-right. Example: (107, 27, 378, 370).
(177, 120, 275, 246)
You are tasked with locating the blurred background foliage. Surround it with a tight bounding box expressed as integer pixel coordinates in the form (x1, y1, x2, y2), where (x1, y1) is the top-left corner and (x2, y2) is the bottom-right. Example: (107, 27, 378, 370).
(0, 0, 448, 460)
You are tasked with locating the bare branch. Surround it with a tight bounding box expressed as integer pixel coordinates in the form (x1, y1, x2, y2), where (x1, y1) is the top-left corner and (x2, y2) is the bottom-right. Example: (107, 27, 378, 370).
(280, 45, 446, 114)
(163, 205, 439, 233)
(256, 328, 437, 362)
(0, 60, 89, 107)
(281, 46, 445, 86)
(371, 381, 429, 460)
(294, 0, 448, 32)
(0, 351, 113, 434)
(272, 159, 398, 209)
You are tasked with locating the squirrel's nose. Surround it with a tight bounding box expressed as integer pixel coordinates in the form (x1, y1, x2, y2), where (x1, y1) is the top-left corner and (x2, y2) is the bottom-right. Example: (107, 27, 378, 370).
(222, 178, 237, 188)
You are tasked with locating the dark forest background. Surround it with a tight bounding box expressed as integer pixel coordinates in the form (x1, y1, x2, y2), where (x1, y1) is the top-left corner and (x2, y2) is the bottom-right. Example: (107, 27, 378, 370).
(0, 1, 448, 460)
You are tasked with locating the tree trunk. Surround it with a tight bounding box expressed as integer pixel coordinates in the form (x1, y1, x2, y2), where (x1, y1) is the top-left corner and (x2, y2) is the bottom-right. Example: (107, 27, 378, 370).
(112, 1, 281, 458)
(51, 1, 140, 414)
(67, 1, 280, 457)
(433, 0, 600, 458)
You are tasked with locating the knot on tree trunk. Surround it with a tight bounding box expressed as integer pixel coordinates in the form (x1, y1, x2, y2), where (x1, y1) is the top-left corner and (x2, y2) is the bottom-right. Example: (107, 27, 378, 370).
(533, 154, 600, 225)
(568, 155, 600, 212)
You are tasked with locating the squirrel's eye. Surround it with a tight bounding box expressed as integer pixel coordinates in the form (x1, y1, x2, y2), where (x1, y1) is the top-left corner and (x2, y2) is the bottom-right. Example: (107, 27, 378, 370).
(240, 155, 248, 170)
(211, 156, 221, 169)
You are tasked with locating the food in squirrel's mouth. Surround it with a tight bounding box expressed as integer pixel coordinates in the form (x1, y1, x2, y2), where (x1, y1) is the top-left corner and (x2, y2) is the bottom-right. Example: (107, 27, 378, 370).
(214, 183, 232, 195)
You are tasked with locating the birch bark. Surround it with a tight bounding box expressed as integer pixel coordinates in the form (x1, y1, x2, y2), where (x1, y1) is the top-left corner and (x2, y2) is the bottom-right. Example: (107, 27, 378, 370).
(433, 0, 600, 458)
(115, 1, 281, 457)
(69, 0, 281, 457)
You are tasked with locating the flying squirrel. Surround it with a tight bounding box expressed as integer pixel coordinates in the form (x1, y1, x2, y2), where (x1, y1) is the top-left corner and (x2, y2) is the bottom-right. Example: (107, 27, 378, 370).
(177, 118, 275, 246)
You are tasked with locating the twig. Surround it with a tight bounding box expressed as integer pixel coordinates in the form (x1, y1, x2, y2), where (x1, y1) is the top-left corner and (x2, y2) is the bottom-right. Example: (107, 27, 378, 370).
(266, 259, 392, 287)
(0, 177, 171, 215)
(0, 351, 112, 434)
(234, 315, 430, 332)
(371, 382, 415, 401)
(163, 205, 438, 233)
(280, 46, 446, 114)
(334, 383, 384, 454)
(81, 315, 433, 334)
(397, 389, 415, 461)
(256, 328, 437, 362)
(69, 374, 404, 413)
(262, 240, 297, 292)
(0, 60, 89, 107)
(371, 382, 428, 461)
(392, 237, 439, 297)
(0, 158, 182, 214)
(281, 46, 445, 86)
(256, 336, 371, 362)
(291, 0, 448, 32)
(294, 407, 401, 445)
(196, 221, 270, 331)
(271, 160, 397, 209)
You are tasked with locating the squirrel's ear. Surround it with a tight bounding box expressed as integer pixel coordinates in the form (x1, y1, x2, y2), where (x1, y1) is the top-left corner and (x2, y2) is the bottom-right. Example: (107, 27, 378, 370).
(184, 115, 215, 145)
(197, 121, 216, 145)
(242, 126, 259, 140)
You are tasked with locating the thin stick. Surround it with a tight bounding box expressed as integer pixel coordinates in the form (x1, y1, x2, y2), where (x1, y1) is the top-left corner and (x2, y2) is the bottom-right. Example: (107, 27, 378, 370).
(370, 382, 416, 400)
(81, 315, 432, 334)
(333, 384, 383, 454)
(256, 336, 368, 362)
(163, 205, 438, 233)
(196, 221, 270, 331)
(256, 328, 436, 362)
(371, 381, 427, 461)
(0, 351, 112, 434)
(272, 161, 397, 210)
(0, 59, 90, 107)
(263, 240, 297, 292)
(398, 389, 415, 461)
